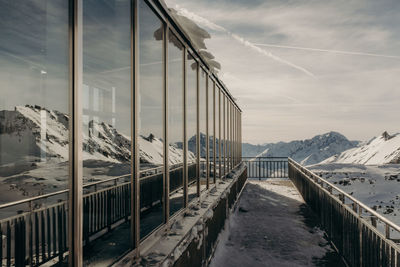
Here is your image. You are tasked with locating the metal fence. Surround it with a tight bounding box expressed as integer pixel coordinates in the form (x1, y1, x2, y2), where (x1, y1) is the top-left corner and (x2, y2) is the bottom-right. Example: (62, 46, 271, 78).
(288, 158, 400, 267)
(242, 157, 288, 179)
(0, 164, 193, 267)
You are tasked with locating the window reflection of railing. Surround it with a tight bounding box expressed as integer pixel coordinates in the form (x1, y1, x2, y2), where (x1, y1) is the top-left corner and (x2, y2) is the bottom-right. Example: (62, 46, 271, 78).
(0, 163, 197, 267)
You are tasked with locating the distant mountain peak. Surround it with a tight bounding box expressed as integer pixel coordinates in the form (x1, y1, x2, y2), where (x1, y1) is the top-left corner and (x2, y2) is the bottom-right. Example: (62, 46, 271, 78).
(242, 132, 359, 165)
(322, 131, 400, 165)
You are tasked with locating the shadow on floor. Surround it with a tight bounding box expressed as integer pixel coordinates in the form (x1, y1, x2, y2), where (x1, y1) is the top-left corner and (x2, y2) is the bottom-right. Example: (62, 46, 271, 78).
(210, 181, 346, 267)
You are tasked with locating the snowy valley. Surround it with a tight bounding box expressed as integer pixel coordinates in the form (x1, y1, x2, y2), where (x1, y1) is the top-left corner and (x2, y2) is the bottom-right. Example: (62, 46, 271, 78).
(308, 131, 400, 230)
(244, 131, 400, 228)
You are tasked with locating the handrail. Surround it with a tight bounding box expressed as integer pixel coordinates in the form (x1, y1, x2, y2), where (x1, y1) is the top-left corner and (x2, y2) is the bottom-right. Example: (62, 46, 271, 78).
(0, 189, 69, 210)
(289, 158, 400, 235)
(0, 163, 197, 210)
(242, 156, 288, 162)
(242, 156, 288, 159)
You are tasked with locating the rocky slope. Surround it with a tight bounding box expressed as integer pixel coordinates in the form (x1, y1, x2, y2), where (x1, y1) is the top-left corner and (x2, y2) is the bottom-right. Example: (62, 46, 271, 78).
(322, 131, 400, 165)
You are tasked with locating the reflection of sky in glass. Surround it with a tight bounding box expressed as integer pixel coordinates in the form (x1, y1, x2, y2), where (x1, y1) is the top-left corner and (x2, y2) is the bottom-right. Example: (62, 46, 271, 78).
(199, 69, 207, 157)
(215, 87, 220, 168)
(82, 0, 131, 136)
(139, 1, 163, 139)
(0, 0, 69, 112)
(0, 1, 70, 203)
(168, 32, 184, 146)
(208, 80, 214, 156)
(187, 54, 197, 162)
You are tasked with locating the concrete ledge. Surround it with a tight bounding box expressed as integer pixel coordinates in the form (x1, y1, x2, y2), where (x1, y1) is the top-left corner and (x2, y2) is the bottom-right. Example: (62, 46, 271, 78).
(114, 164, 247, 267)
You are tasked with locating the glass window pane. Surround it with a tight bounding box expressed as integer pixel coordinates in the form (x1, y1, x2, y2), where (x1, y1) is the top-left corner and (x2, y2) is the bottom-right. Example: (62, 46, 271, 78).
(186, 53, 198, 202)
(82, 0, 132, 264)
(138, 1, 164, 239)
(168, 31, 184, 216)
(208, 80, 215, 185)
(199, 69, 207, 191)
(0, 1, 70, 265)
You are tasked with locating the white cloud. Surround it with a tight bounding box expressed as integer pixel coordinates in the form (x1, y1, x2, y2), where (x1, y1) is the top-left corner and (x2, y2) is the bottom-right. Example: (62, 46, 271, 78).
(165, 0, 400, 144)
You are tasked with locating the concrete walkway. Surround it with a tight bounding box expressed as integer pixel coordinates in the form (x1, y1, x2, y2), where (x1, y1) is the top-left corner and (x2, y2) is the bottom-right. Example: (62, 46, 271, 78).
(209, 179, 345, 267)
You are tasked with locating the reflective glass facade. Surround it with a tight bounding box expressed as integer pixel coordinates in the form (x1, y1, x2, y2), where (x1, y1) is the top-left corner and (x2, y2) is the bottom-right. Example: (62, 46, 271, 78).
(0, 0, 242, 265)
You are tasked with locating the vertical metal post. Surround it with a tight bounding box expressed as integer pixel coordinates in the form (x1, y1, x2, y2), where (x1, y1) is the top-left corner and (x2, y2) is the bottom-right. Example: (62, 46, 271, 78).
(196, 64, 200, 197)
(163, 25, 169, 223)
(183, 48, 188, 207)
(132, 0, 140, 254)
(223, 95, 226, 177)
(218, 88, 222, 180)
(69, 0, 83, 265)
(231, 103, 234, 169)
(205, 74, 209, 189)
(213, 82, 216, 184)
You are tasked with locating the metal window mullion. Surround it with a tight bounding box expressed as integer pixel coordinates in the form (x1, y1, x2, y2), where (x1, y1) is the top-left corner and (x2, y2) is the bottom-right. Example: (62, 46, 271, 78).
(232, 106, 235, 167)
(205, 74, 209, 189)
(231, 103, 233, 169)
(69, 0, 83, 266)
(163, 24, 169, 224)
(196, 64, 200, 197)
(240, 112, 242, 161)
(232, 106, 234, 167)
(230, 103, 233, 169)
(227, 100, 230, 172)
(235, 108, 237, 165)
(228, 100, 230, 172)
(237, 109, 239, 165)
(228, 102, 230, 171)
(224, 98, 227, 174)
(234, 108, 236, 166)
(132, 0, 140, 254)
(183, 48, 188, 208)
(223, 95, 226, 177)
(213, 82, 216, 184)
(218, 88, 221, 180)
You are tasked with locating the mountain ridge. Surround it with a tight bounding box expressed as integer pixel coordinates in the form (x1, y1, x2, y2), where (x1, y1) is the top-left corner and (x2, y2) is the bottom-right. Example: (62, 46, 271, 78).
(321, 131, 400, 165)
(242, 131, 360, 165)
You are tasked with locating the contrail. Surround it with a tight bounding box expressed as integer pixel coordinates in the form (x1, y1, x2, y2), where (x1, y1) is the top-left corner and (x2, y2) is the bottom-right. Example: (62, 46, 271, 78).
(175, 5, 315, 77)
(253, 43, 400, 60)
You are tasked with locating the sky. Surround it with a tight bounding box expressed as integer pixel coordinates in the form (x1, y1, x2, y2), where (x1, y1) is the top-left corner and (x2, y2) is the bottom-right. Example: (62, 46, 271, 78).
(165, 0, 400, 144)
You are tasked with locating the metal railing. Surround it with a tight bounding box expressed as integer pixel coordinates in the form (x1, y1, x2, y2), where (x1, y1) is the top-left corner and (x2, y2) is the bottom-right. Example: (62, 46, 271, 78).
(288, 158, 400, 266)
(0, 163, 195, 267)
(242, 157, 288, 179)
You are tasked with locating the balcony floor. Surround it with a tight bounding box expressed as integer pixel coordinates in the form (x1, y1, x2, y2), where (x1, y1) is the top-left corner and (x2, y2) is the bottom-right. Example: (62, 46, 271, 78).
(209, 179, 346, 267)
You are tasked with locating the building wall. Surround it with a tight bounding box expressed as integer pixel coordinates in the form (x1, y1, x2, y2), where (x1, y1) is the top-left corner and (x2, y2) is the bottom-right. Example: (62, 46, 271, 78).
(0, 0, 242, 266)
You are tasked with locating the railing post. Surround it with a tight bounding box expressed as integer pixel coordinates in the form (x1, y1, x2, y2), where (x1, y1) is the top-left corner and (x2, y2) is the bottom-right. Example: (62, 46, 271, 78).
(385, 224, 390, 239)
(371, 216, 377, 228)
(339, 193, 345, 204)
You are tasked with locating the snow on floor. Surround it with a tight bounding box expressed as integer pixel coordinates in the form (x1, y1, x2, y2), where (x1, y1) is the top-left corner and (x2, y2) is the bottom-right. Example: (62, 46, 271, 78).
(209, 179, 344, 267)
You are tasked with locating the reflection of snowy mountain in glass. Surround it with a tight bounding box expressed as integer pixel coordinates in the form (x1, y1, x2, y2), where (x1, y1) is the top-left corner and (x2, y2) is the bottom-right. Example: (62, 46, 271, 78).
(0, 106, 194, 202)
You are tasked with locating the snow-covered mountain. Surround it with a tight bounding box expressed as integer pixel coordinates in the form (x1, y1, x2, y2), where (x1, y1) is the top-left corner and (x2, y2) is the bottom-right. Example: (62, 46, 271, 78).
(242, 132, 359, 165)
(322, 131, 400, 165)
(0, 105, 192, 167)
